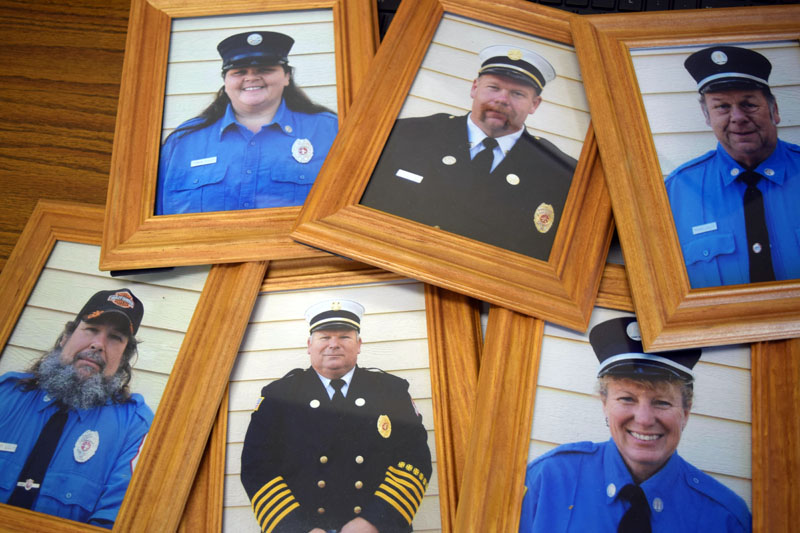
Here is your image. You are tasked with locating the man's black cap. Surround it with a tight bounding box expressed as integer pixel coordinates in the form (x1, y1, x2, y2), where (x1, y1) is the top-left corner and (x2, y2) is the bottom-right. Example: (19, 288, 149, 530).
(75, 289, 144, 337)
(590, 317, 701, 382)
(685, 45, 772, 94)
(217, 31, 294, 72)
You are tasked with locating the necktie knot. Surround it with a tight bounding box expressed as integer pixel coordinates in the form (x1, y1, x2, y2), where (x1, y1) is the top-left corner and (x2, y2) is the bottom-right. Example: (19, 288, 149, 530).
(330, 378, 345, 392)
(739, 170, 763, 188)
(617, 483, 651, 533)
(482, 137, 498, 150)
(472, 137, 498, 173)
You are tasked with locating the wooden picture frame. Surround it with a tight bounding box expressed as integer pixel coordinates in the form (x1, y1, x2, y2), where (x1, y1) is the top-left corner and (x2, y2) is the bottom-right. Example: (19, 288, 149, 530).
(0, 200, 267, 531)
(291, 0, 613, 332)
(571, 7, 800, 350)
(454, 261, 799, 532)
(179, 258, 482, 532)
(100, 0, 378, 271)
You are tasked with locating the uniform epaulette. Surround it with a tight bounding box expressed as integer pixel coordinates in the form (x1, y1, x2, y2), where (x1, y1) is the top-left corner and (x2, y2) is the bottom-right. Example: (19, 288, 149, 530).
(529, 440, 598, 467)
(280, 368, 304, 380)
(682, 464, 751, 528)
(666, 149, 717, 181)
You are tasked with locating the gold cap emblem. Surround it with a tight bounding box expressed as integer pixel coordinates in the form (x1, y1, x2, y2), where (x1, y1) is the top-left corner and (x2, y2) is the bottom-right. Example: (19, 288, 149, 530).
(533, 203, 555, 234)
(507, 49, 523, 61)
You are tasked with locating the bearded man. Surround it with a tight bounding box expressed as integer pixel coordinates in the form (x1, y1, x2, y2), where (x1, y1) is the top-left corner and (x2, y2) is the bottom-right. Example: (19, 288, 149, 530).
(0, 288, 152, 528)
(360, 45, 577, 261)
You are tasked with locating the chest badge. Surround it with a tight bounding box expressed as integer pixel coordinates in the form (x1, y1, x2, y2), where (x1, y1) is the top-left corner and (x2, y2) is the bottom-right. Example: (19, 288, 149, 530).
(377, 415, 392, 439)
(292, 138, 313, 163)
(74, 430, 100, 463)
(533, 203, 555, 234)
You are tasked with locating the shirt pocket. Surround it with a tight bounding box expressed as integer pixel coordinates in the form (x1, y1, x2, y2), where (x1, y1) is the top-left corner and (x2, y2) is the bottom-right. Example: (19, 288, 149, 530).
(38, 471, 102, 515)
(682, 232, 736, 265)
(264, 159, 322, 206)
(0, 452, 24, 492)
(164, 163, 226, 214)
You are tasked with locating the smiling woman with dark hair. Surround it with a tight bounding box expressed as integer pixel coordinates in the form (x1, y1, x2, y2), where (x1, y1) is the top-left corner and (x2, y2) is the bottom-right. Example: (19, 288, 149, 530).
(155, 31, 338, 215)
(518, 317, 751, 533)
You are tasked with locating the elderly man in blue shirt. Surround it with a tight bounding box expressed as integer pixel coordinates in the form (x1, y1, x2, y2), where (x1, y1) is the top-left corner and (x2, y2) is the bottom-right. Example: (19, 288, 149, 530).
(156, 31, 338, 215)
(665, 45, 800, 288)
(0, 289, 152, 527)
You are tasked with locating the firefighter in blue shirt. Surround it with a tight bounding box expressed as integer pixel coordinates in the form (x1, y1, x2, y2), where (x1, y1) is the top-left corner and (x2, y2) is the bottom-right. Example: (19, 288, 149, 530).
(0, 289, 152, 528)
(665, 45, 800, 288)
(156, 31, 338, 215)
(519, 317, 751, 533)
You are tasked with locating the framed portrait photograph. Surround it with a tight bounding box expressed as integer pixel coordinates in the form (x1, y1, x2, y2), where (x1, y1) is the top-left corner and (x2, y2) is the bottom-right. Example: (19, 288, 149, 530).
(0, 201, 266, 531)
(291, 0, 614, 332)
(571, 6, 800, 350)
(453, 263, 798, 532)
(174, 261, 482, 532)
(100, 0, 378, 271)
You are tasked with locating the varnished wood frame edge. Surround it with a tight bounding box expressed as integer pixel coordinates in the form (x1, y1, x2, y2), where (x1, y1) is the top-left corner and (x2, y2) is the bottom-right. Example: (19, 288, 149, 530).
(100, 0, 378, 271)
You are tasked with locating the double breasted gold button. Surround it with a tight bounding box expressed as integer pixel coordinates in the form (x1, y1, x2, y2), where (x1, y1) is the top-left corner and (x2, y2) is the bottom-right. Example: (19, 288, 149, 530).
(355, 455, 364, 464)
(354, 506, 362, 514)
(319, 456, 328, 464)
(317, 507, 325, 514)
(354, 481, 363, 489)
(317, 480, 326, 488)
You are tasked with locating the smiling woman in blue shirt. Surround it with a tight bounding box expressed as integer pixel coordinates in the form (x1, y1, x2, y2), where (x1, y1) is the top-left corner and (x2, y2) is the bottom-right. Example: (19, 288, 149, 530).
(519, 317, 751, 533)
(155, 31, 338, 215)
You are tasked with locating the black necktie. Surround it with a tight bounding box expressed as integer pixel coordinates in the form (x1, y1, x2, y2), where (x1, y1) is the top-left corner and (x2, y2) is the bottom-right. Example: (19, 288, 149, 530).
(330, 378, 346, 407)
(617, 484, 651, 533)
(738, 171, 775, 283)
(7, 408, 69, 509)
(472, 137, 498, 174)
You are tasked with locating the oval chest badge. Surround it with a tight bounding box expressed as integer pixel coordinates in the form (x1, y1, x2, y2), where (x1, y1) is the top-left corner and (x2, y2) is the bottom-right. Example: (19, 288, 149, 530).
(74, 430, 100, 463)
(377, 415, 392, 439)
(533, 203, 555, 234)
(292, 138, 313, 163)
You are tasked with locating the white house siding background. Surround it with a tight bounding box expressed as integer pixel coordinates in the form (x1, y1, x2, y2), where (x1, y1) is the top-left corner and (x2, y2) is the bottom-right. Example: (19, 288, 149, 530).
(0, 241, 211, 415)
(223, 280, 442, 532)
(528, 306, 753, 510)
(631, 40, 800, 177)
(398, 13, 591, 161)
(162, 10, 338, 141)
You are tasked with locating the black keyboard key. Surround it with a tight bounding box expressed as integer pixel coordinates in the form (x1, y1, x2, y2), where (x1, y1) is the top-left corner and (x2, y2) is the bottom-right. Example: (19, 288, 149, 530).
(673, 0, 698, 7)
(646, 0, 671, 9)
(567, 0, 590, 6)
(593, 0, 617, 7)
(619, 0, 644, 9)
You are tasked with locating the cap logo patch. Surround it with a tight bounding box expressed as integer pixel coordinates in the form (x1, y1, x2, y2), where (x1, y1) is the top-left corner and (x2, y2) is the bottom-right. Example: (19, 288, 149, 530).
(86, 310, 103, 320)
(626, 321, 642, 341)
(711, 51, 728, 65)
(108, 291, 134, 309)
(330, 301, 342, 311)
(533, 203, 555, 234)
(507, 49, 523, 61)
(247, 33, 262, 46)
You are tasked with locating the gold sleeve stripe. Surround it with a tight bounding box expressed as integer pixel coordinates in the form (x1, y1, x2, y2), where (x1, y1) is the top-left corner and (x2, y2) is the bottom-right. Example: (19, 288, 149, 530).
(375, 486, 414, 524)
(252, 480, 290, 518)
(387, 466, 426, 498)
(264, 501, 300, 533)
(256, 488, 292, 525)
(251, 476, 285, 505)
(384, 474, 422, 510)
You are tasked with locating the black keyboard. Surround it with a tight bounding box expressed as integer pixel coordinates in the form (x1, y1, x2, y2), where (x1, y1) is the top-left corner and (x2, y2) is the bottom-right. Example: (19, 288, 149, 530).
(376, 0, 796, 38)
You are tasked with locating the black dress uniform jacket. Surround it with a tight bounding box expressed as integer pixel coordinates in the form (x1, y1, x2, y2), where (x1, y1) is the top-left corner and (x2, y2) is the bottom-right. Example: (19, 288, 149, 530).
(241, 366, 431, 533)
(360, 113, 577, 261)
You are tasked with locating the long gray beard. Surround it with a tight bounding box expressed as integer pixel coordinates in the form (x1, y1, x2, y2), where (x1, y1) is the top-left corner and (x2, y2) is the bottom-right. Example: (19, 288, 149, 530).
(36, 348, 125, 409)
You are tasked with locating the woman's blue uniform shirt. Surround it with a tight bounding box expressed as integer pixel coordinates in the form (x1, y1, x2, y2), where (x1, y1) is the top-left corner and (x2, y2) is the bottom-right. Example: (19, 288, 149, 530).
(665, 139, 800, 288)
(0, 372, 153, 527)
(519, 439, 751, 533)
(156, 100, 337, 215)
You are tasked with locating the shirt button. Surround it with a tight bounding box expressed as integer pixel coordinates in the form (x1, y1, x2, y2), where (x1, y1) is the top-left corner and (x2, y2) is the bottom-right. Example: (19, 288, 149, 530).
(250, 141, 256, 146)
(246, 169, 252, 174)
(355, 481, 363, 489)
(243, 202, 250, 208)
(355, 455, 364, 464)
(354, 506, 362, 514)
(703, 250, 709, 257)
(66, 492, 72, 499)
(193, 179, 199, 184)
(299, 175, 305, 180)
(753, 243, 763, 253)
(319, 456, 328, 464)
(317, 480, 326, 488)
(693, 477, 700, 484)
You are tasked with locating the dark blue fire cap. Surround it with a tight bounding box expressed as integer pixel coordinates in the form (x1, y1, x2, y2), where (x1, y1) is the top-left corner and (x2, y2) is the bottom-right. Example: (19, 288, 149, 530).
(589, 317, 701, 383)
(217, 31, 294, 72)
(684, 45, 772, 94)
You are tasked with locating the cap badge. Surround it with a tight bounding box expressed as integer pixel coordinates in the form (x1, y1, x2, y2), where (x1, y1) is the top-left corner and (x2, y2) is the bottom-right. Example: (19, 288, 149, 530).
(506, 174, 520, 186)
(74, 430, 99, 463)
(533, 203, 555, 234)
(377, 415, 392, 439)
(108, 291, 135, 309)
(330, 301, 342, 311)
(291, 138, 314, 164)
(247, 33, 263, 46)
(626, 321, 642, 341)
(442, 155, 456, 166)
(711, 50, 728, 65)
(86, 310, 103, 320)
(507, 49, 523, 61)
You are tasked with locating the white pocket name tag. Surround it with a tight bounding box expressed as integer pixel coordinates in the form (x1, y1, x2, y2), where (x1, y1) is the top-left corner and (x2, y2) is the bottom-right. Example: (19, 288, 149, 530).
(190, 156, 217, 168)
(0, 442, 18, 453)
(395, 169, 423, 184)
(692, 222, 717, 235)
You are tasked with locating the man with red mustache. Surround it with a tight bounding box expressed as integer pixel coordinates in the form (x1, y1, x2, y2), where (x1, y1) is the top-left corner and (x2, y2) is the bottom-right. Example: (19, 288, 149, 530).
(666, 45, 800, 288)
(0, 289, 152, 528)
(361, 45, 576, 261)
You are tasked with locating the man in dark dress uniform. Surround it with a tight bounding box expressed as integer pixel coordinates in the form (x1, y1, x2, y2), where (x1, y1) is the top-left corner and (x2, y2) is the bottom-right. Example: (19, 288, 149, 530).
(360, 45, 577, 261)
(241, 299, 432, 533)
